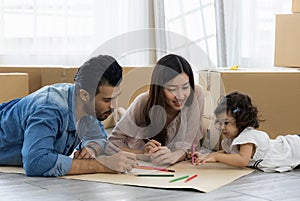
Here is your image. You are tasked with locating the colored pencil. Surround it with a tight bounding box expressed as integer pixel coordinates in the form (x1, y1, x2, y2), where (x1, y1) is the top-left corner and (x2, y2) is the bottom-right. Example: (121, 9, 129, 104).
(107, 143, 119, 153)
(135, 165, 175, 172)
(135, 174, 174, 177)
(184, 174, 198, 183)
(191, 144, 195, 165)
(169, 175, 189, 183)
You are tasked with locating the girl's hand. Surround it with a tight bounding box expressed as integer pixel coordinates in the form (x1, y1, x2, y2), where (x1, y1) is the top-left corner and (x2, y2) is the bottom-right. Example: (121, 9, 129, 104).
(143, 139, 161, 154)
(195, 152, 218, 165)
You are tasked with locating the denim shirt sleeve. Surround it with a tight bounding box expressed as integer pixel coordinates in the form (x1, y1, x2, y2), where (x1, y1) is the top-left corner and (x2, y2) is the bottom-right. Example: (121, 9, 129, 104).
(76, 116, 108, 153)
(22, 105, 72, 176)
(44, 155, 73, 177)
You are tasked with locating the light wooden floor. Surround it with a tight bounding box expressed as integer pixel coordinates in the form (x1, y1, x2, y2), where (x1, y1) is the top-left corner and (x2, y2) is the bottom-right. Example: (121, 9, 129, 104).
(1, 168, 300, 201)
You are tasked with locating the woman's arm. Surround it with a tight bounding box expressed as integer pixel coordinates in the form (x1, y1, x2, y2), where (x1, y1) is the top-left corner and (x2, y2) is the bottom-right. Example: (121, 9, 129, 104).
(107, 93, 150, 155)
(185, 85, 205, 150)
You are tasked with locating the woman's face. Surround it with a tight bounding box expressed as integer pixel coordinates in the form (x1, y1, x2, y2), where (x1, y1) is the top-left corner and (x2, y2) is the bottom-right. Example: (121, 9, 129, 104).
(163, 72, 190, 112)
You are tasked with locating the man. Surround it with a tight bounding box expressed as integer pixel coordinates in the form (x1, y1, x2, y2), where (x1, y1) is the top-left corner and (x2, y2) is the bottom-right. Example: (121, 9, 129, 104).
(0, 55, 137, 176)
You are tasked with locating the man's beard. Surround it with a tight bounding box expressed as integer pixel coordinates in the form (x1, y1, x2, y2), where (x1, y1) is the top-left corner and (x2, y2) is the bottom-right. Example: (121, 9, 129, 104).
(97, 108, 114, 121)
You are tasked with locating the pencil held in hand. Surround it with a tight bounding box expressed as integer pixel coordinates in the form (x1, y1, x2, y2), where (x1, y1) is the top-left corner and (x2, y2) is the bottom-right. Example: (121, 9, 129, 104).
(191, 144, 195, 165)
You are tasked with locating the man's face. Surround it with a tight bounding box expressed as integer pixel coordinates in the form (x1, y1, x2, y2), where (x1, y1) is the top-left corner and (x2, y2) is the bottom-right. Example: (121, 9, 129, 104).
(93, 84, 122, 121)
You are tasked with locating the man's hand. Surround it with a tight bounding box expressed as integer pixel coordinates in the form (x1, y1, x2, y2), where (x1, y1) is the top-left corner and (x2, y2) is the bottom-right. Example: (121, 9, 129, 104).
(96, 151, 137, 173)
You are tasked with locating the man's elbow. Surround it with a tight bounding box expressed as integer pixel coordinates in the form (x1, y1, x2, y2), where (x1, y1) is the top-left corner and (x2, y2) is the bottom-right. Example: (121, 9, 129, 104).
(22, 156, 51, 177)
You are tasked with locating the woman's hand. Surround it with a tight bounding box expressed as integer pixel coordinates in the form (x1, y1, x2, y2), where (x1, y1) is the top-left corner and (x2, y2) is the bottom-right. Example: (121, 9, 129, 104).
(73, 147, 96, 159)
(143, 139, 161, 154)
(97, 151, 138, 173)
(149, 147, 185, 165)
(73, 142, 101, 159)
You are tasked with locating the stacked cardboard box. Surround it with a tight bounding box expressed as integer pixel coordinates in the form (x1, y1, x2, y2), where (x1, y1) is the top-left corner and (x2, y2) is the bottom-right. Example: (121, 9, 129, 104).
(0, 66, 153, 108)
(292, 0, 300, 13)
(0, 73, 29, 103)
(274, 0, 300, 67)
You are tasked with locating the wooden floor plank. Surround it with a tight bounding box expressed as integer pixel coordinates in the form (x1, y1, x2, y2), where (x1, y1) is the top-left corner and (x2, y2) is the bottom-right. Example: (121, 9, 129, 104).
(1, 169, 300, 201)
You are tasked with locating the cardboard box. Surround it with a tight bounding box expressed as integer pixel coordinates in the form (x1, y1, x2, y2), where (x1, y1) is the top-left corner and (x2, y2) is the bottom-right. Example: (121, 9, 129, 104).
(0, 66, 42, 93)
(199, 69, 300, 142)
(42, 66, 153, 108)
(119, 67, 153, 108)
(0, 66, 79, 93)
(274, 14, 300, 67)
(0, 73, 29, 103)
(292, 0, 300, 13)
(41, 67, 78, 86)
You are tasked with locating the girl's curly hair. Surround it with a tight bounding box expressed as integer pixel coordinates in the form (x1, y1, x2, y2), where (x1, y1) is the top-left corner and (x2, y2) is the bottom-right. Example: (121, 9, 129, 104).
(214, 91, 260, 133)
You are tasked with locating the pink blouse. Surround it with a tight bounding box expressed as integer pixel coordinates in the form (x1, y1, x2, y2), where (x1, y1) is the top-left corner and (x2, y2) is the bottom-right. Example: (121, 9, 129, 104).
(106, 84, 205, 153)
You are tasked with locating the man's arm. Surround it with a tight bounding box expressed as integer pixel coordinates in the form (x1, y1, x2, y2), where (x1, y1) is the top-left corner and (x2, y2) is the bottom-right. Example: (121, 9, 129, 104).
(67, 159, 115, 175)
(67, 151, 138, 175)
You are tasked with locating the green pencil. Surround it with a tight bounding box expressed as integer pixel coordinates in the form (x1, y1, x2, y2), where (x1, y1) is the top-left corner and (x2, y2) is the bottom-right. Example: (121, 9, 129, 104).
(169, 175, 189, 183)
(135, 174, 174, 177)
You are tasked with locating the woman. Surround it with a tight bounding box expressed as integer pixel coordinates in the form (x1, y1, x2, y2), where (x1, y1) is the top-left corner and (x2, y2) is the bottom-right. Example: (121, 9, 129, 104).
(106, 54, 205, 165)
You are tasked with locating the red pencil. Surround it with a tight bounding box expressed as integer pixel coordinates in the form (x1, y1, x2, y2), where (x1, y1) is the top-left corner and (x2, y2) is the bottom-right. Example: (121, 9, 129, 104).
(184, 173, 198, 183)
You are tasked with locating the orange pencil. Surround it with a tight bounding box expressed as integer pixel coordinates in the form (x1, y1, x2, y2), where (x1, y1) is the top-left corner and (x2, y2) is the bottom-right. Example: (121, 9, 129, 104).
(184, 173, 198, 183)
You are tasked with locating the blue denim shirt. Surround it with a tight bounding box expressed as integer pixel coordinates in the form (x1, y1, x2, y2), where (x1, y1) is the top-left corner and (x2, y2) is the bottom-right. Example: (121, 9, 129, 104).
(0, 83, 107, 176)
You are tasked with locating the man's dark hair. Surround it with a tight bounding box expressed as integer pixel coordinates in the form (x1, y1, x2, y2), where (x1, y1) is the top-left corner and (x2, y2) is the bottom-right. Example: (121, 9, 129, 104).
(74, 55, 122, 96)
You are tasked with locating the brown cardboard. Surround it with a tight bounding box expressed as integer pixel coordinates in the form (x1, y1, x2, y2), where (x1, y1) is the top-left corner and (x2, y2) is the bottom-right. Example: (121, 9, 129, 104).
(274, 14, 300, 67)
(0, 66, 42, 93)
(199, 69, 300, 140)
(41, 66, 153, 109)
(0, 161, 254, 193)
(41, 67, 78, 86)
(0, 66, 152, 108)
(0, 66, 79, 93)
(119, 67, 153, 108)
(0, 73, 29, 103)
(292, 0, 300, 13)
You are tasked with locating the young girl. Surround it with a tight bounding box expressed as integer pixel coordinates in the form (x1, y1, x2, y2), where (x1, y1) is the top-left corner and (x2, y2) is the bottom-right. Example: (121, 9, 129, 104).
(192, 91, 300, 172)
(106, 54, 205, 165)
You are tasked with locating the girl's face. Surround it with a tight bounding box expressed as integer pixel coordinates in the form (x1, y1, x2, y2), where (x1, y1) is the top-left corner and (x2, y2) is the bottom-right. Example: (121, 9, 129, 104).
(215, 112, 239, 139)
(163, 72, 190, 112)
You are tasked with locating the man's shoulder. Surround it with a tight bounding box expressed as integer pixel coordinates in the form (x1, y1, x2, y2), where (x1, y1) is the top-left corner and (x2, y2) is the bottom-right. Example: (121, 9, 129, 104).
(27, 83, 74, 108)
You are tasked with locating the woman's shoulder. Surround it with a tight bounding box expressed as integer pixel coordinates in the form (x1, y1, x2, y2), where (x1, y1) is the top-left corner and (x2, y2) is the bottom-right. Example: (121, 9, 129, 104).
(193, 84, 205, 99)
(127, 91, 149, 110)
(194, 84, 204, 93)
